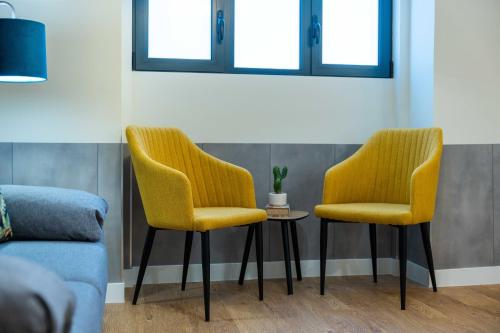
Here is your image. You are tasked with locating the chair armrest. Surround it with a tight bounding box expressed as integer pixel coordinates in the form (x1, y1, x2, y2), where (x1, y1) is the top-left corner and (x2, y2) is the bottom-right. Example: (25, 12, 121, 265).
(410, 147, 443, 223)
(200, 151, 258, 208)
(131, 151, 195, 230)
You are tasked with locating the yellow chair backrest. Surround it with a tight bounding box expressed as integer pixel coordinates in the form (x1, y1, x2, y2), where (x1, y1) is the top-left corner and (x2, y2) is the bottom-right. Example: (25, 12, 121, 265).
(324, 128, 443, 207)
(127, 126, 256, 210)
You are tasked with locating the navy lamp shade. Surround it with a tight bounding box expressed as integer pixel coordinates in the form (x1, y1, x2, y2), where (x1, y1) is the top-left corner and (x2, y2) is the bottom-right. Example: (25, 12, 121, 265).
(0, 2, 47, 83)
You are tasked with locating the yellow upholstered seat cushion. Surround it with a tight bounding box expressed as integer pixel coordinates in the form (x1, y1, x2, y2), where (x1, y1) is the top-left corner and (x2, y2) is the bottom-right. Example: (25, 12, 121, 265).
(194, 207, 267, 232)
(315, 203, 413, 225)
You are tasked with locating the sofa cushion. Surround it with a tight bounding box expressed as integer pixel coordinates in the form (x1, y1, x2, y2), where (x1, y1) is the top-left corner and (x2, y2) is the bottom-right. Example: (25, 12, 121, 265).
(0, 255, 75, 333)
(66, 281, 104, 333)
(0, 240, 108, 300)
(1, 185, 108, 242)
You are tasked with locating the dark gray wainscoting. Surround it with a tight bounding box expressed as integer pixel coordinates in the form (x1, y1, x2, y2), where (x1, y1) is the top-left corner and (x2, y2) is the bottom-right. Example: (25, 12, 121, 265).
(0, 143, 123, 283)
(3, 142, 496, 281)
(432, 145, 495, 269)
(124, 143, 500, 272)
(494, 146, 500, 265)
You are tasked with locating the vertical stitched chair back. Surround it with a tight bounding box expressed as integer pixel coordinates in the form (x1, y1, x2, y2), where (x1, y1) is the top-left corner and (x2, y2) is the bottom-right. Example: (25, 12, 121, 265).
(127, 126, 256, 209)
(325, 128, 443, 205)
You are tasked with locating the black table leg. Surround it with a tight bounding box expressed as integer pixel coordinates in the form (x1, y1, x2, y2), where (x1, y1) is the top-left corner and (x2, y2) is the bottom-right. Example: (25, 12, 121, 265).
(290, 221, 302, 281)
(281, 221, 293, 295)
(320, 219, 328, 295)
(255, 223, 264, 301)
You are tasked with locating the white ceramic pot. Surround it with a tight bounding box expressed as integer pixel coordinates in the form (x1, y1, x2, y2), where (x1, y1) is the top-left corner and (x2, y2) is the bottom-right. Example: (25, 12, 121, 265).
(268, 192, 287, 206)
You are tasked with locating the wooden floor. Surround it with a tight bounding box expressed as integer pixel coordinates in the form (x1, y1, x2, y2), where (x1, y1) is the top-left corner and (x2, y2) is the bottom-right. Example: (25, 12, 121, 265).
(104, 276, 500, 333)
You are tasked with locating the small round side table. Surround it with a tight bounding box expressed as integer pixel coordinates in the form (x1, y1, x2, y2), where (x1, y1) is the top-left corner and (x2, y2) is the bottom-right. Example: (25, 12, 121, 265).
(238, 211, 309, 295)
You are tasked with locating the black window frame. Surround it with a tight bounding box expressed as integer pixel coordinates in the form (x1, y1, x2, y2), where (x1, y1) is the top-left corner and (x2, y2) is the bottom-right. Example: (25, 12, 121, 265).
(133, 0, 393, 78)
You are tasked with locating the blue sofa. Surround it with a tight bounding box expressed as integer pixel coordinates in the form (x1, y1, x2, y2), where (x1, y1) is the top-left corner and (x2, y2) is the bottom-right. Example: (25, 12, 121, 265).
(0, 240, 107, 333)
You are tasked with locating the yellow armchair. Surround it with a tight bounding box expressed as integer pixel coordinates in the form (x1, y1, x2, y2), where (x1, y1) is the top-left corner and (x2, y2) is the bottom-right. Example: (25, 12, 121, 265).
(126, 126, 267, 321)
(127, 126, 266, 231)
(315, 128, 443, 310)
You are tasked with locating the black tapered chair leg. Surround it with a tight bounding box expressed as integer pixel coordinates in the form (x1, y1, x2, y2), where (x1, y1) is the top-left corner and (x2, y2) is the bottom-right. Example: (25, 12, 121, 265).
(238, 224, 255, 285)
(281, 221, 293, 295)
(399, 226, 408, 310)
(181, 231, 194, 291)
(133, 227, 157, 305)
(201, 231, 210, 321)
(420, 222, 437, 292)
(320, 219, 328, 295)
(255, 222, 264, 301)
(369, 224, 378, 283)
(290, 221, 302, 281)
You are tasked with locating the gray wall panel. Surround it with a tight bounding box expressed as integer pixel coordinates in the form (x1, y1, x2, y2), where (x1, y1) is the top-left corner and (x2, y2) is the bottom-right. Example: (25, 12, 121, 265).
(98, 144, 123, 283)
(124, 142, 499, 273)
(432, 145, 494, 269)
(2, 140, 498, 285)
(0, 143, 13, 184)
(494, 145, 500, 265)
(334, 144, 361, 162)
(122, 144, 132, 269)
(407, 226, 427, 267)
(13, 143, 98, 193)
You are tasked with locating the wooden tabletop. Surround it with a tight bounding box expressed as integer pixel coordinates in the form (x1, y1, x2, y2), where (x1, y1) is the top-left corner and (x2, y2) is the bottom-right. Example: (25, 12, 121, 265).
(267, 211, 309, 221)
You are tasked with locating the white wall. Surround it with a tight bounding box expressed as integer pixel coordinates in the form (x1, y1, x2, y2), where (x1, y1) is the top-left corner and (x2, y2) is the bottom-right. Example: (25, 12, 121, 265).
(434, 0, 500, 144)
(127, 73, 396, 144)
(4, 0, 499, 145)
(0, 0, 122, 143)
(409, 0, 435, 128)
(122, 0, 397, 145)
(393, 0, 411, 128)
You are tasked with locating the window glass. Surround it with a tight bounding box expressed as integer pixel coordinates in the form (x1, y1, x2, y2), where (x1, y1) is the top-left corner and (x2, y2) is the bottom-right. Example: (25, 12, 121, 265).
(234, 0, 301, 70)
(148, 0, 212, 60)
(322, 0, 379, 66)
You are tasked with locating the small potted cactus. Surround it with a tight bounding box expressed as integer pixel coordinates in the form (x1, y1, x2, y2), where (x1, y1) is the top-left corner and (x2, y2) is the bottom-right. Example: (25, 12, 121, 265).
(269, 166, 288, 206)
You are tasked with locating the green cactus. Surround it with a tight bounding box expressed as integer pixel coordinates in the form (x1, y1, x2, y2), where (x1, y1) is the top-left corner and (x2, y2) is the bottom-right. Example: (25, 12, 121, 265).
(273, 166, 288, 194)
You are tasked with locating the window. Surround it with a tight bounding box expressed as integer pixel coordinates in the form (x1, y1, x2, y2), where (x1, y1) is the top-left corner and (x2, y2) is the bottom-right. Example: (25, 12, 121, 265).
(133, 0, 392, 78)
(311, 0, 392, 77)
(134, 0, 224, 72)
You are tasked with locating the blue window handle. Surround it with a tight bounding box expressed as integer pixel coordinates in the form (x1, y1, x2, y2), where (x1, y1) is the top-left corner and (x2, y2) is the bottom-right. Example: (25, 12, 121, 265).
(217, 10, 225, 43)
(312, 15, 321, 45)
